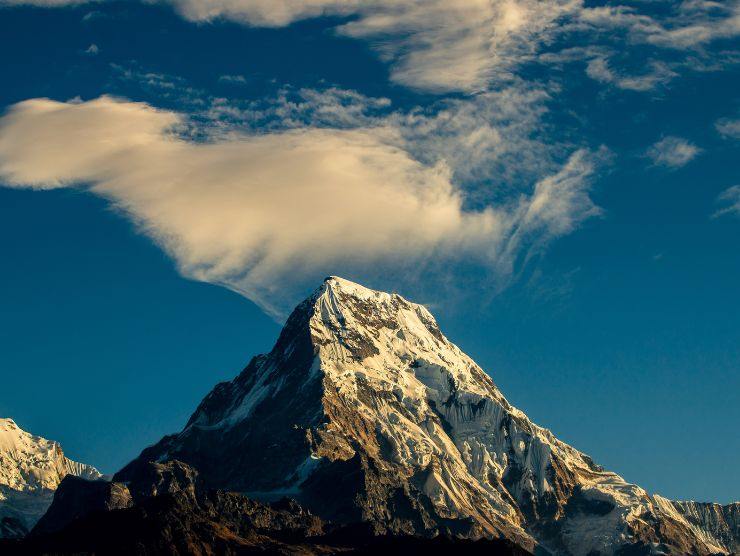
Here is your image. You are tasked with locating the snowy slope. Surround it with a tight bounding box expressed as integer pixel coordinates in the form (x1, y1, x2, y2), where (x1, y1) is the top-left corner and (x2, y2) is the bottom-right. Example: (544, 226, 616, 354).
(0, 418, 102, 537)
(119, 276, 739, 555)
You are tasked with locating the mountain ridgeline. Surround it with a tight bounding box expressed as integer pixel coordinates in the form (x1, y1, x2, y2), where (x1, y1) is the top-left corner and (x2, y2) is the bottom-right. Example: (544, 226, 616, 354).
(3, 277, 738, 555)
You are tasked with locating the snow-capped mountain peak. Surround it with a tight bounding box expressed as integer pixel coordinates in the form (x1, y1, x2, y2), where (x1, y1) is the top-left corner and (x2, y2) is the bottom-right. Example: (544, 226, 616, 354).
(118, 277, 739, 555)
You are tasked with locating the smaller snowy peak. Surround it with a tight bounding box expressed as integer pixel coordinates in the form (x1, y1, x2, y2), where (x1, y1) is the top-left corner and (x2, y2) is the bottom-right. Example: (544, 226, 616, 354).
(0, 418, 102, 536)
(1, 418, 100, 490)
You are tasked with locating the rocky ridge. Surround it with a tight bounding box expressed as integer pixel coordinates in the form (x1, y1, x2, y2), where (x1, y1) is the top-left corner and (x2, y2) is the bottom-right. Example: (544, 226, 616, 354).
(0, 459, 526, 555)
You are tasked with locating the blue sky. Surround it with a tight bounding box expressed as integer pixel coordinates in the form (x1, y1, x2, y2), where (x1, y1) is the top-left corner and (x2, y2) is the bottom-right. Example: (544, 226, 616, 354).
(0, 0, 738, 503)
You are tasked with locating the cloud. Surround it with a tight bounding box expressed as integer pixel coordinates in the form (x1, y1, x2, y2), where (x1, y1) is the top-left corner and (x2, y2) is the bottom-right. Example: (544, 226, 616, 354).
(160, 0, 739, 93)
(3, 0, 739, 93)
(585, 57, 676, 92)
(391, 86, 558, 195)
(111, 62, 556, 194)
(0, 0, 89, 5)
(713, 185, 740, 218)
(3, 0, 583, 93)
(84, 43, 99, 55)
(646, 136, 701, 168)
(715, 117, 740, 139)
(218, 74, 247, 84)
(0, 96, 601, 316)
(334, 0, 582, 93)
(578, 2, 740, 50)
(156, 0, 584, 93)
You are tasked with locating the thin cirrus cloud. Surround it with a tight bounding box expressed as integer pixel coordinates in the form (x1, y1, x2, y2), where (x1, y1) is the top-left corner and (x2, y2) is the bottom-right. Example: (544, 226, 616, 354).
(155, 0, 740, 92)
(576, 2, 740, 50)
(161, 0, 584, 93)
(715, 117, 740, 140)
(713, 185, 740, 218)
(1, 0, 582, 93)
(585, 57, 676, 92)
(646, 136, 701, 169)
(3, 0, 740, 92)
(0, 96, 601, 317)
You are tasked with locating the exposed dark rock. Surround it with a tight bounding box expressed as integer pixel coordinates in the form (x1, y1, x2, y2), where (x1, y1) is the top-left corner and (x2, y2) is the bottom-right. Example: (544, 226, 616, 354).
(1, 459, 528, 556)
(32, 476, 132, 536)
(0, 516, 28, 539)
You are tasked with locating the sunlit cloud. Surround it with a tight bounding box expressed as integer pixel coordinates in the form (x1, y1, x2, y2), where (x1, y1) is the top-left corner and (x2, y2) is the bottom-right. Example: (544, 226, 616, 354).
(585, 57, 676, 91)
(646, 136, 701, 169)
(3, 0, 739, 93)
(0, 96, 602, 317)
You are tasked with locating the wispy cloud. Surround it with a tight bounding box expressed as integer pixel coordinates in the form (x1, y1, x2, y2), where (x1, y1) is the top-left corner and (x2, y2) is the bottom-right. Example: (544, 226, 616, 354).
(334, 0, 582, 93)
(715, 117, 740, 139)
(577, 1, 740, 50)
(109, 63, 558, 194)
(218, 74, 247, 85)
(713, 185, 740, 218)
(3, 0, 739, 93)
(144, 0, 584, 93)
(0, 0, 90, 5)
(585, 57, 676, 91)
(646, 136, 701, 168)
(0, 96, 602, 317)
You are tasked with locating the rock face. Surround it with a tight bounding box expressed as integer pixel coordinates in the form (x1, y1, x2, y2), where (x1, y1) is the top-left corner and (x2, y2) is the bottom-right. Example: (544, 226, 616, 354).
(116, 276, 737, 555)
(672, 500, 740, 554)
(32, 475, 133, 536)
(5, 460, 526, 555)
(0, 418, 102, 537)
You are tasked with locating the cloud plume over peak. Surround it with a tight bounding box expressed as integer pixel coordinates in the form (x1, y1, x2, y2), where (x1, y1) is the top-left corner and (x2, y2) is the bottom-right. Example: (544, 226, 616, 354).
(0, 96, 601, 316)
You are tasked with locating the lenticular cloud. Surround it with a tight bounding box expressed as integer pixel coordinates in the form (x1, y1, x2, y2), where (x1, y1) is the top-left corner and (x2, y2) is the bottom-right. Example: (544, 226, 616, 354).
(0, 96, 599, 316)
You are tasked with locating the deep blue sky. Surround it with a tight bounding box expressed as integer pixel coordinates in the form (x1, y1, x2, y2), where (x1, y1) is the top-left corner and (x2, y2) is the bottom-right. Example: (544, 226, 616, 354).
(0, 1, 738, 503)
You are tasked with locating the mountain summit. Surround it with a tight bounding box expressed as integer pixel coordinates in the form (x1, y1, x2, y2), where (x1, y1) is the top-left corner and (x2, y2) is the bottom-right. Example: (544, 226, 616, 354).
(118, 277, 738, 555)
(0, 418, 102, 538)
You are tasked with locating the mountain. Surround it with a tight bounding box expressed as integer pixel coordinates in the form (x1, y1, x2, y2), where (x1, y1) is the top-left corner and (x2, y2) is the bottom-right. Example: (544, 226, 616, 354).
(114, 276, 738, 555)
(1, 459, 526, 555)
(0, 418, 102, 537)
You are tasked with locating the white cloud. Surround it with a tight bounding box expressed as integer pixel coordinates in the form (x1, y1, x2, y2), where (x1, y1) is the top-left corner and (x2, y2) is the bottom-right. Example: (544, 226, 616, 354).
(713, 185, 740, 218)
(159, 0, 355, 26)
(585, 57, 676, 91)
(0, 96, 601, 316)
(3, 0, 739, 92)
(3, 0, 582, 93)
(84, 43, 99, 55)
(646, 136, 701, 168)
(157, 0, 740, 93)
(218, 74, 247, 84)
(157, 0, 583, 93)
(715, 117, 740, 139)
(111, 63, 556, 194)
(0, 0, 89, 5)
(334, 0, 582, 93)
(578, 1, 740, 50)
(391, 86, 557, 193)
